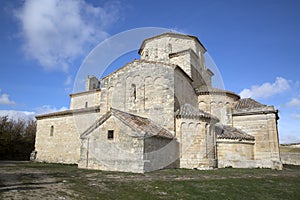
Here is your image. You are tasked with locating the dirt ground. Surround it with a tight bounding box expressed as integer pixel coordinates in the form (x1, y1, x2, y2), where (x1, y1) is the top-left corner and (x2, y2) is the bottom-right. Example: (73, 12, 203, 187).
(0, 161, 77, 200)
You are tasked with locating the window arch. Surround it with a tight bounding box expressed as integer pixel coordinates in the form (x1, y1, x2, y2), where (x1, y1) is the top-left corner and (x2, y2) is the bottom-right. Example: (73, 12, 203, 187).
(50, 125, 54, 136)
(131, 84, 136, 101)
(167, 43, 172, 53)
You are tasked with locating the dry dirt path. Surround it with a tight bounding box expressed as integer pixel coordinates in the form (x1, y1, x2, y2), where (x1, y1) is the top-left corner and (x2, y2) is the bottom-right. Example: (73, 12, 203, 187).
(0, 161, 77, 200)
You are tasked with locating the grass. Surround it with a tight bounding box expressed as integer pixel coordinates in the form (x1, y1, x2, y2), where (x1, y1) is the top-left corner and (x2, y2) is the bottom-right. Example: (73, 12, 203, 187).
(1, 162, 300, 199)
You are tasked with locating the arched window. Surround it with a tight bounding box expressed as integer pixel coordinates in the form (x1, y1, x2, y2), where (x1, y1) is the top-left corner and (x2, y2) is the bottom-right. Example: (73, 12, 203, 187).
(131, 84, 136, 101)
(167, 43, 172, 53)
(50, 125, 54, 136)
(205, 123, 211, 136)
(85, 102, 88, 108)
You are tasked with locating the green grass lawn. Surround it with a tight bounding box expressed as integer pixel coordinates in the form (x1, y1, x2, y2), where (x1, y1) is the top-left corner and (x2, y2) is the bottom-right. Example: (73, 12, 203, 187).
(1, 162, 300, 199)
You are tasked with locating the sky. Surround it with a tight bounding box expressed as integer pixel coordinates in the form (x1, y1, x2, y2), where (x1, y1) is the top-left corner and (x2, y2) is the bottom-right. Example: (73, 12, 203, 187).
(0, 0, 299, 143)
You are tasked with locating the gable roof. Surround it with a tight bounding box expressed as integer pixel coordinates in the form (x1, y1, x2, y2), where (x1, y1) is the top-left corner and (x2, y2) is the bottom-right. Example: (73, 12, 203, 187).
(233, 98, 279, 119)
(215, 124, 255, 141)
(80, 108, 174, 139)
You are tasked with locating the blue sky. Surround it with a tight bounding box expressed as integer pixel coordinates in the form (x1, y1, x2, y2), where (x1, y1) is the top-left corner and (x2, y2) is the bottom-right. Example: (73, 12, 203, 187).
(0, 0, 299, 143)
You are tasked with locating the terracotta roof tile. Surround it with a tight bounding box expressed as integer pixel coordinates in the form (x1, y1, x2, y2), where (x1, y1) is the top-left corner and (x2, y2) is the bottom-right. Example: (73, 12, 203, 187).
(175, 104, 218, 122)
(195, 86, 240, 100)
(111, 108, 174, 139)
(81, 108, 174, 139)
(235, 98, 267, 111)
(215, 124, 255, 141)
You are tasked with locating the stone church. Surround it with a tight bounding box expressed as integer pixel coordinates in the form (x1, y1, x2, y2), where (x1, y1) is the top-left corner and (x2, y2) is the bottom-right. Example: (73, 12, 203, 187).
(35, 33, 282, 173)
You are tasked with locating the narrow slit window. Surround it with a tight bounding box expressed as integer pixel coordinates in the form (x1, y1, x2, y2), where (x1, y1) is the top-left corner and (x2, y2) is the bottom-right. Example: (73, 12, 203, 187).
(85, 102, 88, 108)
(131, 84, 136, 101)
(50, 125, 54, 136)
(108, 130, 114, 140)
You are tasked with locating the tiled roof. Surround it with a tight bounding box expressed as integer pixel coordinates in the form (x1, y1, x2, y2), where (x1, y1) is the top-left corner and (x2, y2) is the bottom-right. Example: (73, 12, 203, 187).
(111, 108, 173, 139)
(215, 124, 255, 141)
(235, 98, 267, 111)
(175, 104, 218, 121)
(195, 86, 240, 100)
(80, 108, 174, 139)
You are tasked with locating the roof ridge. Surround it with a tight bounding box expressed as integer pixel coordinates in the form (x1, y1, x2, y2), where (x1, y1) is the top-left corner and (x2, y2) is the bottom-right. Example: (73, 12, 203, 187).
(81, 108, 174, 139)
(80, 110, 111, 139)
(111, 108, 173, 139)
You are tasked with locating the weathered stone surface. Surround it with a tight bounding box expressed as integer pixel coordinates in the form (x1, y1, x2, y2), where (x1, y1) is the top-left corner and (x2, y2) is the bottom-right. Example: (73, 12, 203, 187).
(70, 89, 101, 110)
(35, 110, 100, 164)
(217, 139, 255, 168)
(35, 32, 282, 172)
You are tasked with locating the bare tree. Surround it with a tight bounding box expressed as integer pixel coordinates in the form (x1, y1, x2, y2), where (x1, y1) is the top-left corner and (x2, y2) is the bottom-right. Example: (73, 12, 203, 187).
(0, 116, 36, 160)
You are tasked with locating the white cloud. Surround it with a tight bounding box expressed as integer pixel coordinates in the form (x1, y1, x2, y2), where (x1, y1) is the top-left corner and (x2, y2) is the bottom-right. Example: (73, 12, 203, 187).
(0, 105, 68, 121)
(286, 98, 300, 108)
(0, 89, 15, 105)
(0, 110, 35, 121)
(15, 0, 120, 72)
(64, 75, 73, 86)
(239, 77, 290, 99)
(35, 105, 68, 115)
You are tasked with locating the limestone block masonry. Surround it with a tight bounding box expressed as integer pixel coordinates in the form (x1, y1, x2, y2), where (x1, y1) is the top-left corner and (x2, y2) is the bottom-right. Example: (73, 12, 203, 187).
(35, 32, 282, 172)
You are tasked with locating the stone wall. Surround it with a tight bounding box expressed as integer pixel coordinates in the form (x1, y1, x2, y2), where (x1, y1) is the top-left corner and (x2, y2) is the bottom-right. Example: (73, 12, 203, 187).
(35, 115, 79, 164)
(139, 33, 210, 85)
(35, 110, 100, 164)
(70, 90, 101, 109)
(175, 117, 216, 169)
(85, 76, 99, 91)
(217, 139, 254, 168)
(198, 93, 237, 125)
(79, 116, 145, 173)
(144, 137, 179, 172)
(99, 60, 176, 134)
(174, 69, 198, 110)
(140, 34, 205, 65)
(232, 112, 282, 169)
